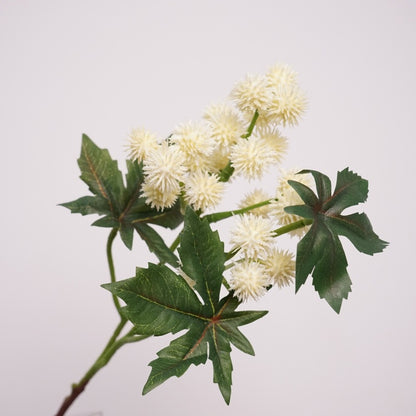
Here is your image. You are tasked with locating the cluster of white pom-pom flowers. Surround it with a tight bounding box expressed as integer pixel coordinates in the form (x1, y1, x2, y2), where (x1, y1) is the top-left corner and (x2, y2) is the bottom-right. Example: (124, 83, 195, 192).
(126, 63, 310, 302)
(228, 172, 311, 302)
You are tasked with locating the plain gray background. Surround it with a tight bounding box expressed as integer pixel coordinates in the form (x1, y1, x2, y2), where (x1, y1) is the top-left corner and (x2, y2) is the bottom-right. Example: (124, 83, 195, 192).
(1, 1, 415, 415)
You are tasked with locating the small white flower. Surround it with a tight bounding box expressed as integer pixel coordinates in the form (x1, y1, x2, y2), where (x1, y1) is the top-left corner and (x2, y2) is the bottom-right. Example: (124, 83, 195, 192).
(203, 103, 245, 149)
(269, 86, 307, 127)
(257, 127, 288, 164)
(239, 189, 273, 218)
(184, 171, 225, 212)
(264, 248, 295, 288)
(209, 146, 232, 173)
(266, 64, 298, 89)
(142, 142, 186, 193)
(230, 74, 272, 114)
(230, 213, 275, 259)
(126, 128, 159, 162)
(230, 136, 277, 180)
(229, 260, 270, 302)
(171, 121, 214, 171)
(141, 180, 180, 211)
(141, 142, 185, 210)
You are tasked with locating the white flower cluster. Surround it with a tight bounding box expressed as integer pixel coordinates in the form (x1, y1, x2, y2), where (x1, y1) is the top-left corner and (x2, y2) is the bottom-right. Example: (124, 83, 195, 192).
(231, 63, 307, 127)
(125, 63, 306, 213)
(125, 64, 311, 302)
(228, 169, 312, 302)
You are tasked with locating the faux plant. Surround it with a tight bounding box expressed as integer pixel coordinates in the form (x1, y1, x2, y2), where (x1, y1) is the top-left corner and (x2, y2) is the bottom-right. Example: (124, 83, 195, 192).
(56, 64, 387, 415)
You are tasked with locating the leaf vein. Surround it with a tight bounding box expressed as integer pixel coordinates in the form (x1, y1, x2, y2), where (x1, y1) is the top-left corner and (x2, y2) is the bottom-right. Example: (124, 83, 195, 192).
(83, 141, 114, 214)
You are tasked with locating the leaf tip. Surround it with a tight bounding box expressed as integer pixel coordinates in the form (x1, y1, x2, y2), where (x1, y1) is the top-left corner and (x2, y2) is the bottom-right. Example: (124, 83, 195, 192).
(329, 300, 342, 314)
(219, 384, 231, 405)
(142, 381, 154, 396)
(81, 132, 91, 142)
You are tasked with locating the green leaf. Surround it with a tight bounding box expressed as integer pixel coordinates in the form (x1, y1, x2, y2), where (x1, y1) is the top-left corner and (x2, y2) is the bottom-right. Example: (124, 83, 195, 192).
(142, 328, 208, 395)
(328, 213, 387, 255)
(324, 168, 368, 213)
(124, 159, 145, 209)
(59, 195, 110, 216)
(119, 222, 134, 250)
(92, 216, 119, 228)
(104, 263, 204, 335)
(103, 208, 267, 404)
(129, 199, 184, 230)
(287, 168, 388, 313)
(61, 135, 184, 249)
(78, 134, 125, 216)
(298, 168, 332, 201)
(134, 223, 179, 267)
(178, 207, 224, 314)
(287, 179, 318, 206)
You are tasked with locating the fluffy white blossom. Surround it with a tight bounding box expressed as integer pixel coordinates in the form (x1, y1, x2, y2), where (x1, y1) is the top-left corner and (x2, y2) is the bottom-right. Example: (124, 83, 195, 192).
(209, 146, 232, 173)
(239, 189, 273, 218)
(268, 86, 307, 127)
(230, 213, 275, 259)
(256, 127, 288, 163)
(266, 64, 298, 89)
(230, 136, 277, 180)
(184, 171, 225, 212)
(142, 142, 186, 191)
(229, 260, 270, 302)
(272, 169, 312, 236)
(141, 180, 180, 211)
(203, 103, 245, 149)
(264, 248, 295, 287)
(141, 142, 186, 210)
(230, 74, 272, 114)
(126, 128, 159, 162)
(171, 122, 214, 171)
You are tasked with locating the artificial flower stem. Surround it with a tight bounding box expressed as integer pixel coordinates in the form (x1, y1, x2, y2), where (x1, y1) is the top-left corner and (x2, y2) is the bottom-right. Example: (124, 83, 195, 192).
(224, 219, 313, 262)
(54, 317, 127, 416)
(55, 228, 155, 416)
(54, 329, 150, 416)
(273, 218, 313, 237)
(219, 110, 260, 182)
(222, 277, 231, 290)
(218, 161, 235, 182)
(241, 109, 259, 138)
(225, 247, 240, 262)
(169, 233, 181, 252)
(107, 227, 123, 317)
(203, 199, 274, 224)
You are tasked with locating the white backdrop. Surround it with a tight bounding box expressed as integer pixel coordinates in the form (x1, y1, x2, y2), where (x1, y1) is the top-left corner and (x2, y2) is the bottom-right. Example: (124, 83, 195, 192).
(1, 1, 415, 415)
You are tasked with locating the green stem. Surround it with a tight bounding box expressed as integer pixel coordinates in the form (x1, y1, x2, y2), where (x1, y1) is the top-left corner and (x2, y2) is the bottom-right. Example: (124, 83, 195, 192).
(223, 219, 313, 262)
(219, 110, 259, 182)
(55, 228, 155, 416)
(203, 199, 274, 224)
(241, 109, 259, 138)
(169, 233, 181, 252)
(54, 319, 147, 416)
(273, 218, 313, 237)
(222, 278, 231, 290)
(225, 248, 240, 262)
(107, 227, 123, 317)
(170, 199, 272, 250)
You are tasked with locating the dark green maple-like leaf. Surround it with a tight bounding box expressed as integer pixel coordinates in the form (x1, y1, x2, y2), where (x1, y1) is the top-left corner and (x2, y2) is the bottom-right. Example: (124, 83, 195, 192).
(285, 168, 388, 313)
(60, 135, 183, 254)
(103, 207, 267, 404)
